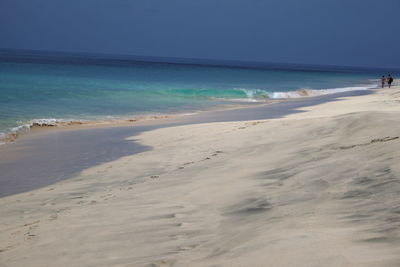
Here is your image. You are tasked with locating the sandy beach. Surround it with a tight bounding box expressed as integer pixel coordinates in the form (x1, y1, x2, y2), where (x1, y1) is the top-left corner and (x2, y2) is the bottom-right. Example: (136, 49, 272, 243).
(1, 85, 400, 266)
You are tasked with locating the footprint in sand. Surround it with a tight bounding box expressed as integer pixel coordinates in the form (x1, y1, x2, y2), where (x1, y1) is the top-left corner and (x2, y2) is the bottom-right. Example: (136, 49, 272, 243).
(49, 214, 58, 221)
(178, 244, 197, 251)
(250, 121, 264, 126)
(100, 193, 115, 201)
(0, 245, 15, 253)
(209, 150, 224, 157)
(338, 136, 399, 150)
(40, 202, 54, 207)
(24, 222, 40, 239)
(149, 259, 176, 267)
(23, 220, 40, 227)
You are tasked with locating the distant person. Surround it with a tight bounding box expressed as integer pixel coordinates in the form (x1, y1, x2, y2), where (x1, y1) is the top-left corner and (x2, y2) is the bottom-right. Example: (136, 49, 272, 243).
(387, 74, 394, 88)
(381, 75, 386, 88)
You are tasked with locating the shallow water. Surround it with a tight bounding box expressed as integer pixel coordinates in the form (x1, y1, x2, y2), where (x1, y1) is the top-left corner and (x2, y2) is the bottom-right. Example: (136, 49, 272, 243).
(0, 56, 379, 140)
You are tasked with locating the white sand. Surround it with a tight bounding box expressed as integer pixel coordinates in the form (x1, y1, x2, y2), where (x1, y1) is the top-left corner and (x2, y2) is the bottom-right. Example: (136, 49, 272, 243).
(1, 86, 400, 266)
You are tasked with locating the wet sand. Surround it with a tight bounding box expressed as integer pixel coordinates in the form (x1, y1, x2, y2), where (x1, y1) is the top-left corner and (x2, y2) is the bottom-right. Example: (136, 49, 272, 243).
(0, 91, 370, 197)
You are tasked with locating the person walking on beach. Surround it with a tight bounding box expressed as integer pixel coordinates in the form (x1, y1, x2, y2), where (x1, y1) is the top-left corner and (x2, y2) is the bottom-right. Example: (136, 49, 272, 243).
(387, 74, 394, 88)
(381, 75, 386, 88)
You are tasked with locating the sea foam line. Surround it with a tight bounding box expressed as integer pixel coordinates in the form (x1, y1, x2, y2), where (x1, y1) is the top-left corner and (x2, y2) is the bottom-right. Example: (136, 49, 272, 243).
(271, 85, 377, 99)
(0, 111, 201, 145)
(212, 84, 377, 102)
(0, 118, 88, 145)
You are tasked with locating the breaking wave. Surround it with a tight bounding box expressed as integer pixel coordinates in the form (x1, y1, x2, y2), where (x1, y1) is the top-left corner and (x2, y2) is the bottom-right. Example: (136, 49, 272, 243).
(0, 118, 88, 144)
(270, 85, 377, 99)
(0, 113, 195, 145)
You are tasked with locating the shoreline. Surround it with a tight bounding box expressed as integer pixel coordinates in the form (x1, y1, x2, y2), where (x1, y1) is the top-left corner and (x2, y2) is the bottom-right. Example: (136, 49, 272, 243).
(1, 85, 400, 266)
(0, 84, 377, 146)
(0, 101, 261, 145)
(0, 90, 371, 197)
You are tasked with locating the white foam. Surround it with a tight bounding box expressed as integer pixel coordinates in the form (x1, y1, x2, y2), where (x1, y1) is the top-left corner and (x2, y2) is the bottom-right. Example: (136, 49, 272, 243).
(210, 97, 262, 103)
(271, 85, 377, 99)
(0, 118, 88, 145)
(179, 112, 199, 116)
(235, 88, 269, 99)
(30, 118, 71, 126)
(239, 88, 262, 98)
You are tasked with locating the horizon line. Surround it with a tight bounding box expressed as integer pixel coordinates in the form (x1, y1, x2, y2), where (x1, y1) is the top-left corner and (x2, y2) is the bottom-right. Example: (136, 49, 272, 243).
(0, 47, 399, 73)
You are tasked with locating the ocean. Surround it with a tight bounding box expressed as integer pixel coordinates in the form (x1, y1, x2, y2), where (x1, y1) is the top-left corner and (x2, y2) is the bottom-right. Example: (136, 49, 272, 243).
(0, 53, 382, 143)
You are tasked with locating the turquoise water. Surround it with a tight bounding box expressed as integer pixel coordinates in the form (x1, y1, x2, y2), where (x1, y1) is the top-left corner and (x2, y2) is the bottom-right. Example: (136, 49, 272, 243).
(0, 58, 379, 140)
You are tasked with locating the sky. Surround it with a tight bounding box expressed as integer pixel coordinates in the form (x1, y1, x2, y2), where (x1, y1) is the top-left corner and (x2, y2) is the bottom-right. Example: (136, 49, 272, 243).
(0, 0, 399, 69)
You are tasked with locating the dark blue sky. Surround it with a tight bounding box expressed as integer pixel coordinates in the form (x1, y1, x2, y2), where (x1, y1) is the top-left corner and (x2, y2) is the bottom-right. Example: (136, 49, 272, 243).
(1, 0, 399, 68)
